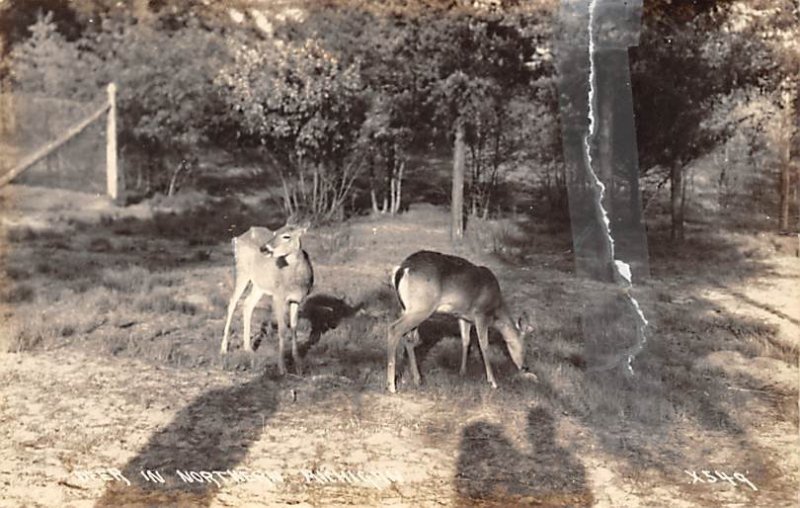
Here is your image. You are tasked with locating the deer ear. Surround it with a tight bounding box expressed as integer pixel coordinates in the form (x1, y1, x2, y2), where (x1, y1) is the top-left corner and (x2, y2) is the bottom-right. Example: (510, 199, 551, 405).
(299, 221, 311, 233)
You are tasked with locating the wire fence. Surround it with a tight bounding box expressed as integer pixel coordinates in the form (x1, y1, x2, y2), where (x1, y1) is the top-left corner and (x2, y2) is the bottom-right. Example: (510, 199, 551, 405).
(0, 90, 112, 196)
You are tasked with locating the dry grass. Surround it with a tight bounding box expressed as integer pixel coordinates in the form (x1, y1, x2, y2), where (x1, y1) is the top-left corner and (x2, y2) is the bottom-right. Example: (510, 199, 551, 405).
(1, 186, 798, 506)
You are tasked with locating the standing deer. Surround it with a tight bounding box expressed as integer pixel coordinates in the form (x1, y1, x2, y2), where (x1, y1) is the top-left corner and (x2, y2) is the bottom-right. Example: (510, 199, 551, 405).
(220, 223, 314, 375)
(387, 250, 529, 393)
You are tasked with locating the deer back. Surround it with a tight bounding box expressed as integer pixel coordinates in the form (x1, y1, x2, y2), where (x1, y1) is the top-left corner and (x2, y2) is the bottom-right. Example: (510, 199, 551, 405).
(395, 251, 506, 320)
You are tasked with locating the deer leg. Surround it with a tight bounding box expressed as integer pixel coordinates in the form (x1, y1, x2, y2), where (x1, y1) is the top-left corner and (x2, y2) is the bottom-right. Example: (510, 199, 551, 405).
(458, 318, 472, 376)
(475, 317, 498, 389)
(241, 287, 265, 353)
(289, 301, 303, 375)
(274, 299, 288, 376)
(221, 278, 250, 354)
(404, 331, 421, 386)
(387, 310, 432, 393)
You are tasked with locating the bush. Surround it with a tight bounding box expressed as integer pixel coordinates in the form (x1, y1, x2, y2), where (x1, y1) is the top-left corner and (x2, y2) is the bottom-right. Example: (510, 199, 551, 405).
(218, 36, 369, 221)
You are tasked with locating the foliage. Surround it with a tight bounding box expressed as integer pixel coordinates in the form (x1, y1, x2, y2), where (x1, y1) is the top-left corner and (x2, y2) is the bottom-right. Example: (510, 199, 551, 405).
(5, 1, 561, 214)
(633, 0, 798, 174)
(9, 0, 790, 225)
(9, 13, 233, 194)
(8, 14, 102, 101)
(631, 0, 799, 235)
(218, 35, 369, 220)
(283, 2, 558, 217)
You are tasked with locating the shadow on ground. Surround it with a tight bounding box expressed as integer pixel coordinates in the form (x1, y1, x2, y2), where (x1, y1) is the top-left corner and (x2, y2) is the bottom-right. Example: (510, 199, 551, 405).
(243, 293, 365, 372)
(301, 293, 363, 355)
(94, 374, 279, 507)
(497, 220, 798, 502)
(454, 406, 593, 507)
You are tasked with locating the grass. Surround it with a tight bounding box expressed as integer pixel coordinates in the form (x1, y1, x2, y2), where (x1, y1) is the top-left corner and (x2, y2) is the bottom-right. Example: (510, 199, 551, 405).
(1, 189, 798, 505)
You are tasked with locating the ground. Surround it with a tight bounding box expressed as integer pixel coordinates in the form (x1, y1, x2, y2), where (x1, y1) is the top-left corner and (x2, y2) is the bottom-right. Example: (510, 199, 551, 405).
(0, 184, 798, 507)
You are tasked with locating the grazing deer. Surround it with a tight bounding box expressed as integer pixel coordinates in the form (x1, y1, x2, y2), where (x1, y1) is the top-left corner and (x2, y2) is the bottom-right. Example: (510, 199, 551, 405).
(387, 250, 529, 393)
(220, 223, 314, 375)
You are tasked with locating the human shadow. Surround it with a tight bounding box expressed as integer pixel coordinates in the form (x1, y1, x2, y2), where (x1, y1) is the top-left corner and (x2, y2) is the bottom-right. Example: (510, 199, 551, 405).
(94, 373, 279, 507)
(454, 406, 593, 507)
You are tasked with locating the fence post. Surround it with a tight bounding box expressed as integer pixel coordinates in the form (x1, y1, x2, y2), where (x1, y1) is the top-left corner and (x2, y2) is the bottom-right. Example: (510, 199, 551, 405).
(106, 82, 123, 203)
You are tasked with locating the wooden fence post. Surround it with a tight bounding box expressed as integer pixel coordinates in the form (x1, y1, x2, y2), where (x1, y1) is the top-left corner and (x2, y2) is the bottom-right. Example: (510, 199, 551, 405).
(106, 83, 123, 203)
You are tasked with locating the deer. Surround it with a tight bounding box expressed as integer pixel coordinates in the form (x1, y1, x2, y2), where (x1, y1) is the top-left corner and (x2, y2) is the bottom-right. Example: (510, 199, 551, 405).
(220, 223, 314, 376)
(386, 250, 530, 393)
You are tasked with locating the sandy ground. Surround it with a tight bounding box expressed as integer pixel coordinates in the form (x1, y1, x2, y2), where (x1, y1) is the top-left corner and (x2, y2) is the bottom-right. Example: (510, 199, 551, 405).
(1, 186, 798, 507)
(2, 263, 797, 507)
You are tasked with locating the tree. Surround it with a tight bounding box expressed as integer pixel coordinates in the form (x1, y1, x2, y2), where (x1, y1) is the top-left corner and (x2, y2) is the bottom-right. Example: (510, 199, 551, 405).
(8, 14, 102, 101)
(10, 13, 234, 194)
(407, 5, 552, 239)
(259, 1, 556, 225)
(632, 2, 734, 240)
(632, 0, 799, 239)
(219, 35, 369, 221)
(718, 1, 799, 232)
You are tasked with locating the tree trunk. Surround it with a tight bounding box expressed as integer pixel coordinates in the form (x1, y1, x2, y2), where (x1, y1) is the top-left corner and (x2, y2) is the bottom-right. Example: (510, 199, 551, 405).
(392, 161, 404, 215)
(780, 160, 791, 232)
(167, 159, 189, 197)
(452, 118, 466, 242)
(779, 81, 796, 232)
(370, 188, 380, 214)
(670, 163, 684, 241)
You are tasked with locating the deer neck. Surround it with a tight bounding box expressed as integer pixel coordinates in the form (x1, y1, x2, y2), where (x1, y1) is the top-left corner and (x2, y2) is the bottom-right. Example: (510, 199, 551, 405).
(494, 307, 520, 342)
(276, 251, 301, 268)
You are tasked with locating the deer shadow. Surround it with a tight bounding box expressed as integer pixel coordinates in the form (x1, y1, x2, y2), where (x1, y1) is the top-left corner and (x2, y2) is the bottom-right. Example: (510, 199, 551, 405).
(454, 406, 593, 507)
(393, 314, 522, 385)
(300, 293, 363, 356)
(252, 293, 363, 369)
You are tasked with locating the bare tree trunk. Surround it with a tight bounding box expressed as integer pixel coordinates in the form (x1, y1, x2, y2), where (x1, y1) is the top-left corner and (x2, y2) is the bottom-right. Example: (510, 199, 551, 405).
(780, 160, 791, 232)
(794, 164, 799, 233)
(671, 163, 684, 241)
(370, 188, 380, 214)
(392, 161, 404, 215)
(452, 117, 465, 242)
(389, 177, 396, 213)
(779, 81, 796, 232)
(312, 166, 319, 216)
(167, 160, 186, 197)
(779, 91, 794, 231)
(278, 171, 294, 216)
(469, 143, 478, 217)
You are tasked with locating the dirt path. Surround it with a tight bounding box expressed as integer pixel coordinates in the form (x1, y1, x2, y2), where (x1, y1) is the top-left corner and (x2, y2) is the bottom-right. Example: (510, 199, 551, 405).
(1, 349, 564, 507)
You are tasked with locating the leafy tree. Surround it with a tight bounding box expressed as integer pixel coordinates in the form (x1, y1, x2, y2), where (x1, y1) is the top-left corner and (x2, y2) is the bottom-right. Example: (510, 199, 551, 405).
(715, 1, 799, 232)
(282, 3, 427, 216)
(0, 0, 82, 58)
(631, 0, 797, 238)
(219, 35, 369, 221)
(632, 3, 732, 240)
(397, 4, 552, 239)
(9, 14, 102, 101)
(10, 14, 233, 194)
(284, 1, 555, 228)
